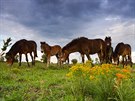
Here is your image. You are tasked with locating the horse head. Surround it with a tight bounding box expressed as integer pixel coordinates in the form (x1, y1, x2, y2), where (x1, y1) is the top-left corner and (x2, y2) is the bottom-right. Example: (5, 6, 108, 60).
(40, 41, 50, 53)
(112, 52, 119, 64)
(105, 36, 112, 47)
(61, 49, 69, 62)
(40, 42, 46, 53)
(5, 52, 14, 66)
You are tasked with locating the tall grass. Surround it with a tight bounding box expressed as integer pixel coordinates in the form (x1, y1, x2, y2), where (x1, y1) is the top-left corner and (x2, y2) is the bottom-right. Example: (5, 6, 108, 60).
(66, 62, 135, 101)
(0, 62, 135, 101)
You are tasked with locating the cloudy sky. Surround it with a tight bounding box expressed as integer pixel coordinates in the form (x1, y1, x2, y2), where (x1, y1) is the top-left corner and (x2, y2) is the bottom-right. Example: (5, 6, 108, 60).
(0, 0, 135, 63)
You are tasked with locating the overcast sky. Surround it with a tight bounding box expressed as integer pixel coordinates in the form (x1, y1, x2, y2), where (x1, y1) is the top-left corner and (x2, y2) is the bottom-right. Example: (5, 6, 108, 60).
(0, 0, 135, 62)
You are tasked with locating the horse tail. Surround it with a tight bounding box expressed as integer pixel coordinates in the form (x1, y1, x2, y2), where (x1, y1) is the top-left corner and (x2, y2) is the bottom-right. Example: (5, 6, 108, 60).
(35, 50, 38, 57)
(34, 46, 38, 57)
(34, 42, 38, 57)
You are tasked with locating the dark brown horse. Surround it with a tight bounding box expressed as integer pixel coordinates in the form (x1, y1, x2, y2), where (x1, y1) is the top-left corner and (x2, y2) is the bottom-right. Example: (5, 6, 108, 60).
(6, 39, 37, 67)
(104, 36, 113, 63)
(40, 42, 62, 67)
(113, 42, 132, 67)
(61, 37, 106, 63)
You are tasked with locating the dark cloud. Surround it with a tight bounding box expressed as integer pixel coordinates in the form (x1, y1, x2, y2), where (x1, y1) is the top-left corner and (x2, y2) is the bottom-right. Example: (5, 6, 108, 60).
(103, 0, 135, 18)
(0, 0, 135, 62)
(1, 0, 134, 28)
(0, 0, 134, 40)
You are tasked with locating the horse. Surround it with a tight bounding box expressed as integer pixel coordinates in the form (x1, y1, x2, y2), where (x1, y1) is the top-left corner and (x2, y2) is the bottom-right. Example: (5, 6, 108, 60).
(104, 36, 113, 63)
(40, 42, 62, 67)
(88, 38, 106, 63)
(61, 37, 106, 63)
(6, 39, 37, 67)
(112, 42, 132, 67)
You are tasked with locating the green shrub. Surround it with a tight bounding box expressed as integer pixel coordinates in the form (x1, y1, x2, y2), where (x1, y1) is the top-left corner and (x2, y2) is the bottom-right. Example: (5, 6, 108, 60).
(71, 59, 78, 64)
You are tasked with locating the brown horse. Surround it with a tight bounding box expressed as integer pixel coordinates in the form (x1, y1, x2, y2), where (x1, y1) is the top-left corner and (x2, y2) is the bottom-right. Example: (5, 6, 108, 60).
(40, 42, 62, 67)
(104, 36, 113, 63)
(61, 37, 106, 63)
(113, 42, 132, 67)
(6, 39, 37, 67)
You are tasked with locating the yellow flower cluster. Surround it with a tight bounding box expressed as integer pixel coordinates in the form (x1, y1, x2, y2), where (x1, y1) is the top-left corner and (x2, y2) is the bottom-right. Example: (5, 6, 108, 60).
(66, 61, 131, 82)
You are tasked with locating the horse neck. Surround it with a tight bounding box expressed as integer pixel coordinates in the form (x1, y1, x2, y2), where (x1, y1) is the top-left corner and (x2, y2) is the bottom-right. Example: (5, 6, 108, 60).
(8, 46, 19, 57)
(113, 50, 118, 58)
(44, 44, 51, 51)
(64, 45, 78, 54)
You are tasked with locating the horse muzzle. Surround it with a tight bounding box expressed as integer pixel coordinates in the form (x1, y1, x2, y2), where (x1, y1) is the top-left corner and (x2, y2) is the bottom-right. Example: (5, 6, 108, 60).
(61, 58, 66, 62)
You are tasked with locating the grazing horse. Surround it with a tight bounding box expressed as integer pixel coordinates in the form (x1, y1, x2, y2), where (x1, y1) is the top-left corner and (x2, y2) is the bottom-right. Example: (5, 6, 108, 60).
(113, 42, 132, 67)
(40, 42, 62, 67)
(61, 37, 106, 63)
(104, 37, 113, 63)
(88, 38, 106, 63)
(6, 39, 37, 67)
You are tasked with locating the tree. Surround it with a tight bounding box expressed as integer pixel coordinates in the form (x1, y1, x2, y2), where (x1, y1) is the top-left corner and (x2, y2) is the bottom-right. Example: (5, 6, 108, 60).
(1, 38, 12, 51)
(0, 38, 12, 62)
(71, 59, 78, 64)
(41, 54, 47, 63)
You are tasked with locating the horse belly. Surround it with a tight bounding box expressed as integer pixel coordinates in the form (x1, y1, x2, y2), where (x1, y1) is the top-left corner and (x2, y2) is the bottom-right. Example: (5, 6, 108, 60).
(89, 47, 101, 54)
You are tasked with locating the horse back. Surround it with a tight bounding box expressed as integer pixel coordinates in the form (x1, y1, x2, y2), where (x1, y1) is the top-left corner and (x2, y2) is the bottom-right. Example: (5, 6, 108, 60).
(88, 39, 106, 53)
(115, 43, 131, 56)
(123, 44, 131, 55)
(51, 45, 62, 55)
(27, 41, 37, 51)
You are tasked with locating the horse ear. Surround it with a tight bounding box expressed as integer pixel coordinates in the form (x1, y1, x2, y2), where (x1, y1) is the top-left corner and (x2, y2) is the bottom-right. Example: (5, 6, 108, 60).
(40, 42, 45, 44)
(105, 36, 107, 40)
(109, 37, 112, 41)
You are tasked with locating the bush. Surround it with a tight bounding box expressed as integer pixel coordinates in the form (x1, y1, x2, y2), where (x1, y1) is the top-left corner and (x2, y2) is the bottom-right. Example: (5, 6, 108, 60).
(71, 59, 77, 64)
(66, 61, 135, 100)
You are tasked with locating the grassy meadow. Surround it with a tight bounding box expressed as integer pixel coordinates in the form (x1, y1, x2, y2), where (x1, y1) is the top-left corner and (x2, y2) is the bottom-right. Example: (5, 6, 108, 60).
(0, 62, 135, 101)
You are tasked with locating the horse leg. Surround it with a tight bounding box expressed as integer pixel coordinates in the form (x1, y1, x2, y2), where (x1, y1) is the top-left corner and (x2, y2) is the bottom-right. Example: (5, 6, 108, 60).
(117, 58, 119, 66)
(19, 54, 21, 66)
(25, 54, 30, 67)
(67, 57, 69, 64)
(97, 53, 102, 64)
(56, 54, 60, 65)
(100, 45, 106, 63)
(86, 54, 91, 61)
(122, 56, 125, 67)
(30, 53, 34, 66)
(128, 55, 132, 67)
(125, 56, 128, 66)
(81, 53, 85, 63)
(59, 54, 62, 66)
(47, 55, 50, 67)
(33, 51, 36, 65)
(66, 55, 69, 64)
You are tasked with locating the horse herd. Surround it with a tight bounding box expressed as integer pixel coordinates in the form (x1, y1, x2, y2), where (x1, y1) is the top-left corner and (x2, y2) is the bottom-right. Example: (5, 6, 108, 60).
(5, 37, 132, 67)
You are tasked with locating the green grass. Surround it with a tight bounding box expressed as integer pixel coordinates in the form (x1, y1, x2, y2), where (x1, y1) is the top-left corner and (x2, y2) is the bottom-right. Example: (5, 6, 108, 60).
(0, 62, 73, 101)
(0, 62, 135, 101)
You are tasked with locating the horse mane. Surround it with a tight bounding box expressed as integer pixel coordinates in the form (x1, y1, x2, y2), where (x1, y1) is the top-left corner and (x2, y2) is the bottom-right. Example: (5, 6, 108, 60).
(62, 37, 88, 51)
(125, 44, 131, 48)
(45, 42, 50, 47)
(42, 41, 51, 50)
(114, 42, 124, 54)
(8, 39, 27, 55)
